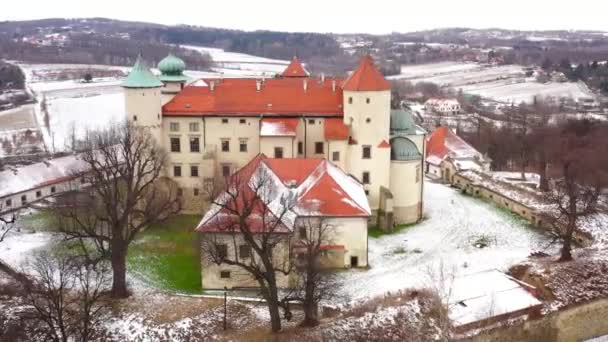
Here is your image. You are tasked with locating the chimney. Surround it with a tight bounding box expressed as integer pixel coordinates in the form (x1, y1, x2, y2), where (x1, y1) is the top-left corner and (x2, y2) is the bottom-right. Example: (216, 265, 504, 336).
(256, 79, 262, 92)
(303, 79, 308, 92)
(332, 79, 336, 92)
(209, 80, 215, 92)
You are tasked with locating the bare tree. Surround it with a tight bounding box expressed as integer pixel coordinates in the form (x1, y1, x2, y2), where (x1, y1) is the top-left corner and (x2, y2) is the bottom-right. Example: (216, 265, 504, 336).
(283, 218, 339, 327)
(200, 163, 295, 332)
(21, 252, 110, 342)
(0, 208, 30, 285)
(57, 121, 181, 298)
(546, 120, 608, 261)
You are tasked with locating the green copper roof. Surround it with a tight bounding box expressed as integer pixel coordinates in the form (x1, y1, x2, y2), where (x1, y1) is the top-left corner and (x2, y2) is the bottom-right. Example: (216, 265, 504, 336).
(158, 54, 189, 83)
(122, 55, 163, 88)
(391, 137, 422, 161)
(390, 109, 417, 135)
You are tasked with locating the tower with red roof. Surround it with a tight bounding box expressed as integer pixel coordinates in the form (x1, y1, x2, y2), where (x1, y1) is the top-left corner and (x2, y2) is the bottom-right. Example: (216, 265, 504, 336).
(342, 55, 392, 213)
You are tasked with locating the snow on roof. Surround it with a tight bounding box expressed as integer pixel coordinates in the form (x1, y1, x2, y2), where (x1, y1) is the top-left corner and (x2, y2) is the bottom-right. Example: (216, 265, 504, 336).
(196, 155, 370, 233)
(448, 270, 542, 328)
(0, 154, 89, 199)
(260, 118, 299, 137)
(426, 126, 483, 164)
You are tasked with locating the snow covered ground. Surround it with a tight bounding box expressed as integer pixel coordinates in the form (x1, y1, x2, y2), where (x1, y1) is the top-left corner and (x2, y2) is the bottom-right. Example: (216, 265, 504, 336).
(460, 80, 594, 104)
(180, 45, 290, 76)
(335, 180, 553, 304)
(390, 62, 483, 80)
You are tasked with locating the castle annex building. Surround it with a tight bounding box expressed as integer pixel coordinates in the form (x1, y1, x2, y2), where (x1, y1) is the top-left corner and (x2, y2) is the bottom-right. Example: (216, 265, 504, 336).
(122, 54, 426, 229)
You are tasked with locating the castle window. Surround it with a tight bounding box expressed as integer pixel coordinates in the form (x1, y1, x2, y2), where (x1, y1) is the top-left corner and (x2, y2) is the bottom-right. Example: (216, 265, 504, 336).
(173, 165, 182, 177)
(221, 164, 231, 177)
(362, 171, 370, 184)
(216, 244, 228, 259)
(190, 137, 200, 152)
(5, 199, 11, 207)
(170, 137, 180, 152)
(362, 145, 371, 159)
(297, 142, 303, 155)
(221, 118, 229, 124)
(220, 271, 231, 279)
(239, 139, 248, 152)
(366, 117, 371, 123)
(221, 139, 230, 152)
(364, 190, 370, 195)
(239, 245, 251, 258)
(299, 227, 307, 239)
(332, 151, 340, 161)
(21, 195, 27, 205)
(193, 188, 200, 196)
(366, 98, 370, 104)
(190, 165, 199, 177)
(315, 142, 324, 154)
(170, 122, 180, 132)
(51, 186, 56, 193)
(274, 147, 284, 159)
(133, 115, 138, 121)
(348, 97, 353, 104)
(308, 119, 315, 125)
(189, 122, 199, 132)
(36, 190, 42, 198)
(239, 119, 246, 124)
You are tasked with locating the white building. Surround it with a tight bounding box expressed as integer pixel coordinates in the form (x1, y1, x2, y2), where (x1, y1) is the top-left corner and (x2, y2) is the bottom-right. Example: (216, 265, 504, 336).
(425, 126, 490, 183)
(425, 98, 462, 115)
(123, 54, 426, 228)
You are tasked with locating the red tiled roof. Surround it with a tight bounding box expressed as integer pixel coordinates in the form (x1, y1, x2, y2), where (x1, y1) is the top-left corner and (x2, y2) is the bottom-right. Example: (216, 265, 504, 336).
(324, 118, 349, 140)
(264, 159, 324, 187)
(342, 55, 390, 91)
(163, 77, 344, 116)
(378, 140, 390, 148)
(282, 57, 308, 77)
(426, 126, 480, 162)
(196, 155, 371, 233)
(260, 118, 299, 137)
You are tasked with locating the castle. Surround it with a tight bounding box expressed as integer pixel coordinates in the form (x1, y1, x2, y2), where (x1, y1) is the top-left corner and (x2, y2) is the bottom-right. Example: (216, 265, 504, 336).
(121, 53, 426, 230)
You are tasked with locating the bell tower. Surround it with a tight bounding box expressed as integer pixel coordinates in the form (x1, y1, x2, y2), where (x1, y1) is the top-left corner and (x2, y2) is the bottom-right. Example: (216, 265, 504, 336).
(121, 55, 164, 143)
(342, 55, 392, 212)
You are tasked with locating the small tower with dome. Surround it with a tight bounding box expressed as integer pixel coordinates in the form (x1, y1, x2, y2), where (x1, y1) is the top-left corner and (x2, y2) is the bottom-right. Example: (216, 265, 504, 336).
(122, 54, 163, 142)
(158, 53, 189, 105)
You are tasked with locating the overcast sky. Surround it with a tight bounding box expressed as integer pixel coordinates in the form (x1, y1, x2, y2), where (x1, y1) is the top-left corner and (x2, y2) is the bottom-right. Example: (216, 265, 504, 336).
(3, 0, 607, 34)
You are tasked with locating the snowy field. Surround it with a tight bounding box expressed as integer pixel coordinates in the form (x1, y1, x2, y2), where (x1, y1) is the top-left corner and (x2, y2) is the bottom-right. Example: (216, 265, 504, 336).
(460, 80, 594, 104)
(401, 65, 525, 87)
(335, 180, 553, 303)
(181, 45, 290, 75)
(389, 62, 483, 80)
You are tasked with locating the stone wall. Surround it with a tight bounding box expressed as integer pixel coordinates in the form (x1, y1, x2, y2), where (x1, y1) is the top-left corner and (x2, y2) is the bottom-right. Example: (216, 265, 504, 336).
(460, 298, 608, 342)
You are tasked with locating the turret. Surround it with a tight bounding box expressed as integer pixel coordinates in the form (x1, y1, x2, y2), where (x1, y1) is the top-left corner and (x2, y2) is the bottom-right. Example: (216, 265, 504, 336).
(342, 55, 392, 212)
(122, 55, 163, 142)
(158, 53, 189, 104)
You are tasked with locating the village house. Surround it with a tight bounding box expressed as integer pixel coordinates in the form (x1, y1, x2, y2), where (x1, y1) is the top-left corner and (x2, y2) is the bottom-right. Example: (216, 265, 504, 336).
(195, 154, 371, 289)
(424, 98, 461, 115)
(425, 126, 490, 183)
(122, 54, 426, 230)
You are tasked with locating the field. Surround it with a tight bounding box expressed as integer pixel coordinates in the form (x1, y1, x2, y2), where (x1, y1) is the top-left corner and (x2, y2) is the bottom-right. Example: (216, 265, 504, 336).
(391, 61, 597, 104)
(0, 105, 45, 157)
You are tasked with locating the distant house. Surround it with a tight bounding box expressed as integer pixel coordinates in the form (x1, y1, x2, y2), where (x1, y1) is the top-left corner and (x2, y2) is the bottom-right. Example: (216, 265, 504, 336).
(425, 98, 461, 115)
(196, 154, 371, 289)
(425, 126, 490, 183)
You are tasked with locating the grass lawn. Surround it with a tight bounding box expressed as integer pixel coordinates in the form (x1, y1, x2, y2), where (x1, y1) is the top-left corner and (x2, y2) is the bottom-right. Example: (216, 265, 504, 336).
(368, 222, 418, 238)
(127, 215, 202, 294)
